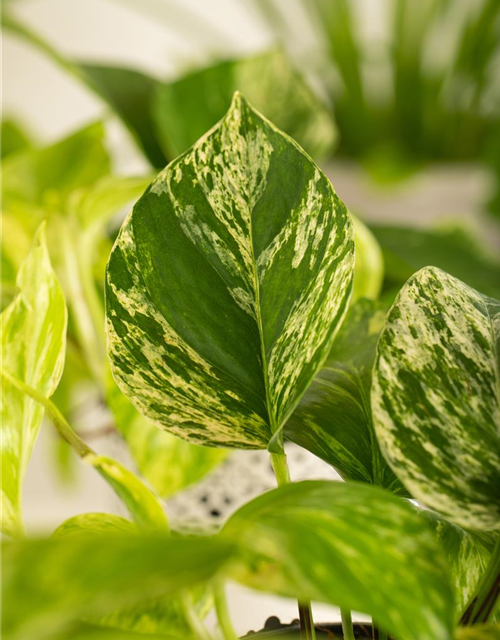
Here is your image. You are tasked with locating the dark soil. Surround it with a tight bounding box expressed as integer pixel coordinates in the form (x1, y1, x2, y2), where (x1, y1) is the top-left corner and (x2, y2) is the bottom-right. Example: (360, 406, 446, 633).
(242, 616, 373, 638)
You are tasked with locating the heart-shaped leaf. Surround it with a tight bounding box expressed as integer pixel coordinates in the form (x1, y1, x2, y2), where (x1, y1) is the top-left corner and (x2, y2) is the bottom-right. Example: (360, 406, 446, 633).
(372, 266, 500, 530)
(1, 225, 67, 536)
(106, 92, 354, 449)
(285, 298, 407, 494)
(223, 480, 454, 640)
(153, 49, 337, 161)
(2, 534, 235, 640)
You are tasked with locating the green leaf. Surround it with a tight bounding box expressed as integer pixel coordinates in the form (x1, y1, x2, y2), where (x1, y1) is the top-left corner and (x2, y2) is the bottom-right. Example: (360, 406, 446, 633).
(69, 175, 153, 230)
(79, 64, 167, 168)
(372, 266, 500, 530)
(49, 623, 183, 640)
(2, 122, 110, 212)
(106, 92, 354, 449)
(153, 49, 337, 161)
(107, 381, 226, 498)
(423, 511, 497, 619)
(84, 454, 169, 531)
(285, 298, 407, 494)
(1, 119, 32, 158)
(371, 224, 500, 300)
(53, 514, 207, 639)
(351, 215, 384, 302)
(455, 625, 500, 640)
(53, 513, 137, 538)
(2, 534, 235, 640)
(1, 225, 67, 536)
(223, 480, 454, 640)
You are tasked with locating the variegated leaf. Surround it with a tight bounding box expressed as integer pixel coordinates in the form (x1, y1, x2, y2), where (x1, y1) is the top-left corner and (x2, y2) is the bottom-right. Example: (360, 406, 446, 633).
(284, 298, 407, 494)
(423, 510, 497, 619)
(223, 480, 454, 640)
(455, 625, 500, 640)
(372, 267, 500, 530)
(106, 92, 354, 449)
(107, 381, 226, 498)
(153, 49, 337, 161)
(1, 225, 67, 536)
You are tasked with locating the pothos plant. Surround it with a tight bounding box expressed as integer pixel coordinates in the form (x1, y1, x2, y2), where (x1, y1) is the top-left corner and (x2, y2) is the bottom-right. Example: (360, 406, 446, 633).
(2, 94, 499, 640)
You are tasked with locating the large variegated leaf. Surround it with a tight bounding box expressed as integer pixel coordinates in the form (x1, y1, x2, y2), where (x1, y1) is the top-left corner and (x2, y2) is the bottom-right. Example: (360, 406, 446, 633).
(153, 49, 337, 161)
(2, 534, 235, 640)
(106, 92, 354, 449)
(284, 299, 407, 494)
(107, 381, 226, 497)
(372, 267, 500, 530)
(1, 225, 67, 536)
(423, 511, 497, 619)
(223, 480, 454, 640)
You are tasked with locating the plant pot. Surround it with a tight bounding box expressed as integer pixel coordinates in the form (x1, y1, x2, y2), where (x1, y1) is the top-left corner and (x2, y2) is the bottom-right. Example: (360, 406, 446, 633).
(242, 616, 373, 638)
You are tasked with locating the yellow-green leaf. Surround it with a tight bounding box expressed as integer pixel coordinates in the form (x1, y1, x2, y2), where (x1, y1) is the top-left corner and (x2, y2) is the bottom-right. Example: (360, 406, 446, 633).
(1, 225, 67, 536)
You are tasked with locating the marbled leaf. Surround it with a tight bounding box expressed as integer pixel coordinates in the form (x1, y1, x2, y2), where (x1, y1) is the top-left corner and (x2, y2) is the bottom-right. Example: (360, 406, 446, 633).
(1, 225, 67, 536)
(372, 267, 500, 530)
(285, 298, 407, 494)
(106, 92, 354, 449)
(223, 480, 454, 640)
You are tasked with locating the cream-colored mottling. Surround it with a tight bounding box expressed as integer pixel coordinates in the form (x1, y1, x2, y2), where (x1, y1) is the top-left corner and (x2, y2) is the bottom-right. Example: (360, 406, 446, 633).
(372, 267, 500, 530)
(107, 94, 353, 448)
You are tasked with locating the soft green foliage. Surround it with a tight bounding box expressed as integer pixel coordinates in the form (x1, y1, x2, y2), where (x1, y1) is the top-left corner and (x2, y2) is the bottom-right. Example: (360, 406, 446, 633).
(455, 625, 500, 640)
(423, 511, 497, 619)
(1, 226, 67, 536)
(372, 266, 500, 531)
(83, 454, 168, 530)
(351, 215, 384, 302)
(223, 480, 454, 640)
(2, 122, 110, 214)
(1, 119, 32, 158)
(106, 92, 354, 449)
(2, 534, 235, 640)
(371, 224, 500, 300)
(107, 381, 226, 497)
(80, 64, 167, 168)
(153, 49, 337, 161)
(285, 298, 406, 494)
(53, 513, 137, 538)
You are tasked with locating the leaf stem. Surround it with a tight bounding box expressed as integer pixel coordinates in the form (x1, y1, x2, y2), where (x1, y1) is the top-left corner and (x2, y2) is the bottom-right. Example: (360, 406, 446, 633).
(180, 591, 214, 640)
(2, 369, 92, 458)
(269, 452, 316, 640)
(341, 609, 355, 640)
(214, 579, 239, 640)
(460, 535, 500, 625)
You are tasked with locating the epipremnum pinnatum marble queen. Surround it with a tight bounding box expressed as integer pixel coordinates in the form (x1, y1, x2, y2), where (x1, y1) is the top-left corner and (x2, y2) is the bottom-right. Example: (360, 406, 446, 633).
(372, 266, 500, 531)
(105, 92, 354, 449)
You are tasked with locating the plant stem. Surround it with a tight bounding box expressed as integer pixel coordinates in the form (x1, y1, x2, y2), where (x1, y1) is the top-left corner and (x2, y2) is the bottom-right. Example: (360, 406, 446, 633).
(461, 535, 500, 625)
(180, 591, 214, 640)
(269, 452, 316, 640)
(2, 369, 93, 458)
(341, 609, 355, 640)
(214, 580, 239, 640)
